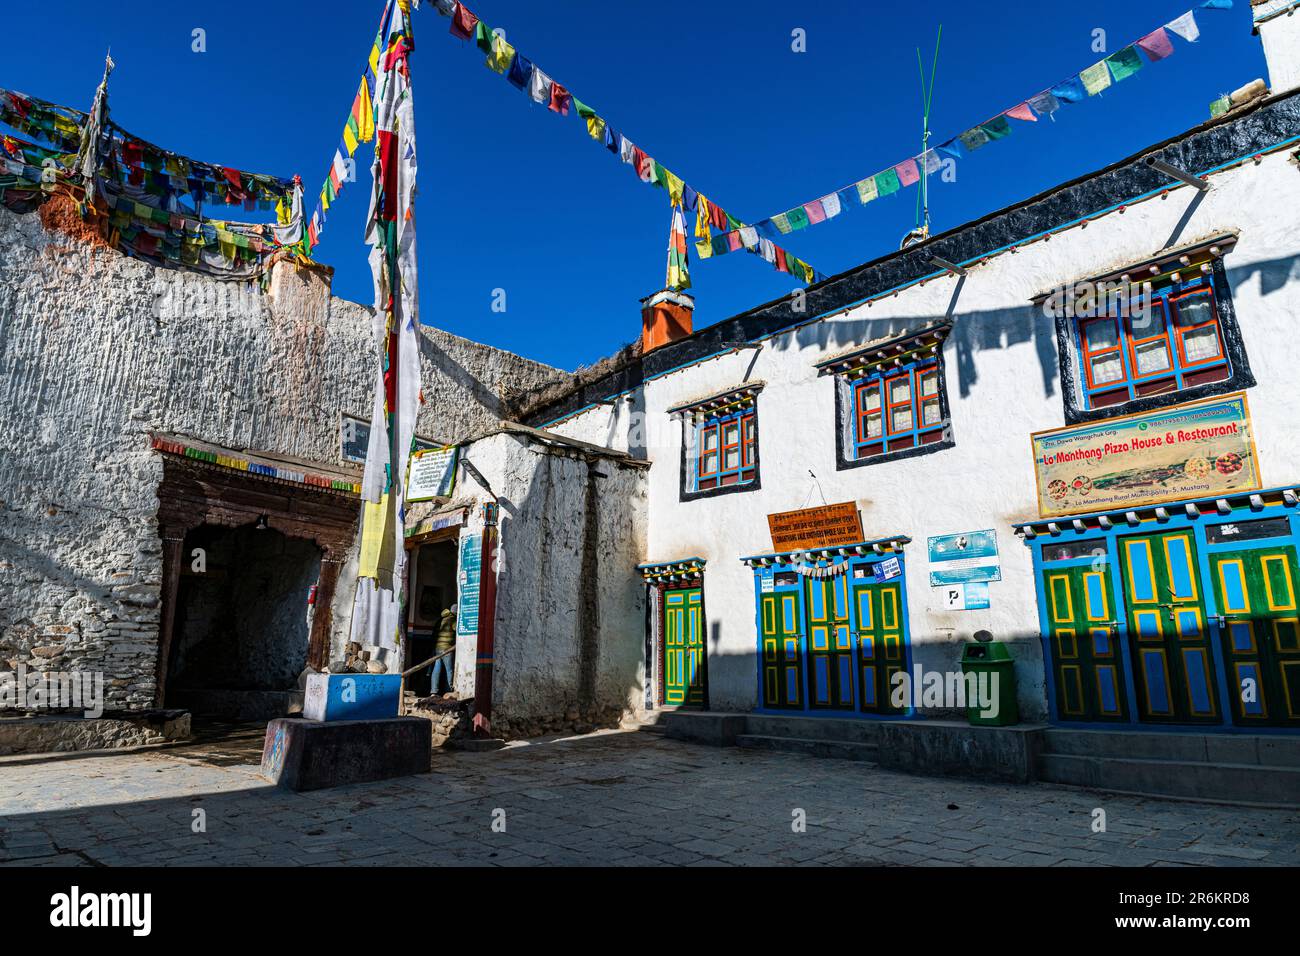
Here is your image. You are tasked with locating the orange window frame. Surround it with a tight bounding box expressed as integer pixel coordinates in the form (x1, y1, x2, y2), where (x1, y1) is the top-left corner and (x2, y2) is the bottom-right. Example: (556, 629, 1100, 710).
(1124, 300, 1175, 381)
(1170, 289, 1225, 370)
(883, 370, 915, 437)
(697, 423, 719, 478)
(1080, 316, 1123, 391)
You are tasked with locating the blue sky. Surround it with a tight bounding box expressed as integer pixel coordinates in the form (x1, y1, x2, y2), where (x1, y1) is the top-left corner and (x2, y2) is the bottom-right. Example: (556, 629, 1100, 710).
(2, 1, 1264, 370)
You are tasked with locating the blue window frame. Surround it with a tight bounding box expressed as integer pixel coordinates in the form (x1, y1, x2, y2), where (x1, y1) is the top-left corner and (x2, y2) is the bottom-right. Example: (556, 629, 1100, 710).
(851, 358, 945, 460)
(693, 408, 756, 492)
(1075, 273, 1232, 410)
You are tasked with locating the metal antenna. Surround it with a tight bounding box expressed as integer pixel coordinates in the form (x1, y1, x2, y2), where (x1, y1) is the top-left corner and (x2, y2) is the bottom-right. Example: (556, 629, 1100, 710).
(915, 25, 943, 240)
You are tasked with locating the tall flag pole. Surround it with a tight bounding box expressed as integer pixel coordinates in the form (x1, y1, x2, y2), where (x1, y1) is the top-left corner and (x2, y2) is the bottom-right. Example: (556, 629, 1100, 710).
(350, 0, 423, 662)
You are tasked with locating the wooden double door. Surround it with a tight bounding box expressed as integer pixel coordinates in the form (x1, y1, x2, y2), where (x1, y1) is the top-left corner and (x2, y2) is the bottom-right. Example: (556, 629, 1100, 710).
(1043, 528, 1300, 728)
(1208, 543, 1300, 726)
(758, 570, 905, 715)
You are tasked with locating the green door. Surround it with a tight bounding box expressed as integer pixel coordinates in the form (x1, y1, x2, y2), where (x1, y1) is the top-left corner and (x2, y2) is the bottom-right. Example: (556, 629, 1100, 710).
(1118, 530, 1220, 723)
(851, 579, 906, 714)
(1041, 561, 1127, 721)
(1209, 545, 1300, 727)
(805, 575, 855, 709)
(663, 588, 704, 706)
(759, 588, 804, 708)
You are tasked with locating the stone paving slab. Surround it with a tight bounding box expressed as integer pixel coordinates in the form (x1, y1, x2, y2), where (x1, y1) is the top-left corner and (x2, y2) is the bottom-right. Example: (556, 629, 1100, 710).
(0, 730, 1297, 867)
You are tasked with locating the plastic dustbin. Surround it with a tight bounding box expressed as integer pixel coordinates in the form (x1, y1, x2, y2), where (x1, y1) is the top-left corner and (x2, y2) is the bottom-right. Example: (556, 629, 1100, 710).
(959, 641, 1019, 726)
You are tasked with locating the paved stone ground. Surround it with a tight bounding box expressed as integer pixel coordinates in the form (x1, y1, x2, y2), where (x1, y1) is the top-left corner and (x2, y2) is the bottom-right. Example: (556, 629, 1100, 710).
(1, 729, 1296, 867)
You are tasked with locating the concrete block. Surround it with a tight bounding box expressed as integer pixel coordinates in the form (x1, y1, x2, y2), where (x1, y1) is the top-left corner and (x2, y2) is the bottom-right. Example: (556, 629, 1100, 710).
(260, 717, 431, 791)
(303, 673, 401, 721)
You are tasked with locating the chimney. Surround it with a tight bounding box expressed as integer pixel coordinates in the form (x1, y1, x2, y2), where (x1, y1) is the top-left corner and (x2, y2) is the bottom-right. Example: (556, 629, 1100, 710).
(1255, 0, 1300, 95)
(640, 289, 694, 354)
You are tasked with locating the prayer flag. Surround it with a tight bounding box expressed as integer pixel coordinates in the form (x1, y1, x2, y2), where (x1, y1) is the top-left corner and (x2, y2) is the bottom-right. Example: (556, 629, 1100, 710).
(1080, 61, 1112, 96)
(1026, 91, 1061, 118)
(1005, 102, 1037, 122)
(874, 168, 901, 196)
(804, 199, 827, 224)
(529, 67, 554, 106)
(894, 158, 920, 187)
(855, 176, 878, 204)
(1167, 11, 1200, 42)
(1106, 46, 1143, 83)
(980, 115, 1012, 140)
(450, 2, 477, 39)
(1137, 27, 1175, 61)
(549, 82, 572, 115)
(507, 53, 533, 90)
(1050, 76, 1088, 103)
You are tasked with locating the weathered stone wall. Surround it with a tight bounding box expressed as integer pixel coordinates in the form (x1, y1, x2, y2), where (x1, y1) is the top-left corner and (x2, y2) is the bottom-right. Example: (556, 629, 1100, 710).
(0, 204, 567, 712)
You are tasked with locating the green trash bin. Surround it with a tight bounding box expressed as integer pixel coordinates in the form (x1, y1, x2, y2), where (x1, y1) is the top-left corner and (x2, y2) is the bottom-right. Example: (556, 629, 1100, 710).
(959, 641, 1019, 726)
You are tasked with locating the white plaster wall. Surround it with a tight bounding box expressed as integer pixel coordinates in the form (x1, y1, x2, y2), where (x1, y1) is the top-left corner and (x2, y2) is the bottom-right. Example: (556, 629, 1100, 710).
(0, 205, 565, 711)
(548, 148, 1300, 718)
(1260, 6, 1300, 95)
(423, 433, 648, 729)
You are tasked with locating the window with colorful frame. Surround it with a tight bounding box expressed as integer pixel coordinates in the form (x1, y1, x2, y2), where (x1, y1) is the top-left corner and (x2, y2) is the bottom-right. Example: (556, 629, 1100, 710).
(1051, 241, 1253, 423)
(673, 385, 762, 500)
(818, 324, 954, 469)
(852, 359, 946, 459)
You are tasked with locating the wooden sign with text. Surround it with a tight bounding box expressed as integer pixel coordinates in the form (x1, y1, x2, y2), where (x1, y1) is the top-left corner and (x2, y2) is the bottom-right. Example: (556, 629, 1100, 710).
(767, 502, 864, 553)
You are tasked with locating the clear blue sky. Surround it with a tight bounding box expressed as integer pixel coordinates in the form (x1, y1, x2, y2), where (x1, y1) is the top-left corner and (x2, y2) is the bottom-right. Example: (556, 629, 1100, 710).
(2, 1, 1264, 370)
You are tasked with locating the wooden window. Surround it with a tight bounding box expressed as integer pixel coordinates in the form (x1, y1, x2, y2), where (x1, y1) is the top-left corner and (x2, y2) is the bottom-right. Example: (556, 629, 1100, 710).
(851, 358, 946, 460)
(694, 407, 757, 491)
(1075, 274, 1231, 410)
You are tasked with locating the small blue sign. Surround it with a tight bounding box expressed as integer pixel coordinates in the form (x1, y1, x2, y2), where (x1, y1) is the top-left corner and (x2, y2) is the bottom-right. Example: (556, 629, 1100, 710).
(928, 529, 1001, 586)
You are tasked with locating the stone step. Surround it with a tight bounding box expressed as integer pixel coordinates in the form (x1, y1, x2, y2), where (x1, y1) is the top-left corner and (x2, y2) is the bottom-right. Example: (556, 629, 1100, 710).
(1042, 727, 1300, 767)
(1037, 752, 1300, 806)
(735, 734, 879, 763)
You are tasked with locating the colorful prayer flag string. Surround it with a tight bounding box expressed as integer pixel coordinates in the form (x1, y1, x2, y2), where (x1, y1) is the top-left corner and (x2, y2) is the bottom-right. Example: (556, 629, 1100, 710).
(433, 0, 825, 284)
(743, 2, 1232, 243)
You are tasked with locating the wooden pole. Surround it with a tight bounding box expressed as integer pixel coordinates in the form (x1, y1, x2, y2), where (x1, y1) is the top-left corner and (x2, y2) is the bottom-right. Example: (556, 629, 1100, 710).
(471, 502, 500, 738)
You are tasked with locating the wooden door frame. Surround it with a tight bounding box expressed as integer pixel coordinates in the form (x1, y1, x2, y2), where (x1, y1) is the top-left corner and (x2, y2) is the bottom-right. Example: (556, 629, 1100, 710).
(154, 454, 360, 708)
(651, 578, 707, 709)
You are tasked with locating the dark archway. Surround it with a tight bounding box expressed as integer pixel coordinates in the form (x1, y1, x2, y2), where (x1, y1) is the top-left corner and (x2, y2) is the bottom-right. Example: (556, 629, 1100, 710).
(164, 524, 322, 719)
(152, 443, 361, 710)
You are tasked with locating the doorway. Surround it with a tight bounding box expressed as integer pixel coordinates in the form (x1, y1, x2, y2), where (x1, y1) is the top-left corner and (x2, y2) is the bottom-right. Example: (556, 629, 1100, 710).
(165, 523, 322, 719)
(662, 587, 705, 707)
(406, 538, 459, 698)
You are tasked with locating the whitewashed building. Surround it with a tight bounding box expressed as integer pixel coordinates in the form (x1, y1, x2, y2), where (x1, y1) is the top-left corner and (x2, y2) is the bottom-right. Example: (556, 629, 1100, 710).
(528, 8, 1300, 746)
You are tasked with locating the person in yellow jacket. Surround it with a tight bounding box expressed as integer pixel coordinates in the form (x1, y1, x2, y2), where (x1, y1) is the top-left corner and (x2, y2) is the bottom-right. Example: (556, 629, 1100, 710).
(428, 605, 456, 695)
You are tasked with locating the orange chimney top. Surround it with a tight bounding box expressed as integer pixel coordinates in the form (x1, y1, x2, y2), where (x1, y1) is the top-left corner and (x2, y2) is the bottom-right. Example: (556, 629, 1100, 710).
(640, 289, 694, 354)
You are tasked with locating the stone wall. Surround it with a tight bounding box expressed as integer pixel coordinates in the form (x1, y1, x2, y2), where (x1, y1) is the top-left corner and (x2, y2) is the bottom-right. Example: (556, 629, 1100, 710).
(0, 203, 568, 712)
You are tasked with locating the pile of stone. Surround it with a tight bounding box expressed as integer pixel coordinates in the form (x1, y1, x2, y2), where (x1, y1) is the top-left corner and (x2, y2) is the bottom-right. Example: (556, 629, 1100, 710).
(405, 693, 473, 748)
(327, 642, 394, 675)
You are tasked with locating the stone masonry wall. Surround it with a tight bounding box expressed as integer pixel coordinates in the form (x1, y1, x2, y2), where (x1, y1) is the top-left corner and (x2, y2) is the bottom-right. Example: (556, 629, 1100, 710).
(0, 204, 568, 712)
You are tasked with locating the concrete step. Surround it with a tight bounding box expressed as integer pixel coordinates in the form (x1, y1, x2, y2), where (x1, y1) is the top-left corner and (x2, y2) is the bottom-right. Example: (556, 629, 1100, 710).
(735, 734, 879, 763)
(745, 714, 885, 745)
(1042, 727, 1300, 767)
(1038, 752, 1300, 806)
